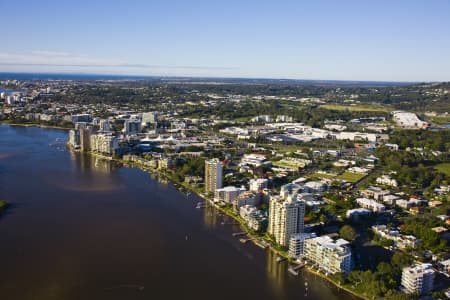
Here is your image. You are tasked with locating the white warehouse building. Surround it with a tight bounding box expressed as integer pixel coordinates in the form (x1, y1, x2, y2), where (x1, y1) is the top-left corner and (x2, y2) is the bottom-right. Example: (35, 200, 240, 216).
(392, 111, 428, 129)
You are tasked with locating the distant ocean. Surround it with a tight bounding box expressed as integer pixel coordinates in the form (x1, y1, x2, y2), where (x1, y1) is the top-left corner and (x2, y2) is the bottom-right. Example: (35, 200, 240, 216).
(0, 72, 416, 86)
(0, 72, 154, 80)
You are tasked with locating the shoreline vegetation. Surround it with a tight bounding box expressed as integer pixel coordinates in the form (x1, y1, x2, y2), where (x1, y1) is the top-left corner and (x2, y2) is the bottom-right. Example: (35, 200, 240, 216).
(0, 200, 9, 214)
(0, 121, 72, 131)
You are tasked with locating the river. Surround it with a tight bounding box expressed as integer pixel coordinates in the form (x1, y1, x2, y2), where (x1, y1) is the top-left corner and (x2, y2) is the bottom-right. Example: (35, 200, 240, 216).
(0, 125, 357, 300)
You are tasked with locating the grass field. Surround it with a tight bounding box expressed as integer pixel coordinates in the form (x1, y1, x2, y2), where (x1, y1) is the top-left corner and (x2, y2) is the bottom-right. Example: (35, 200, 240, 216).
(429, 116, 450, 125)
(308, 172, 337, 180)
(273, 160, 305, 168)
(435, 163, 450, 177)
(320, 104, 391, 112)
(336, 171, 366, 183)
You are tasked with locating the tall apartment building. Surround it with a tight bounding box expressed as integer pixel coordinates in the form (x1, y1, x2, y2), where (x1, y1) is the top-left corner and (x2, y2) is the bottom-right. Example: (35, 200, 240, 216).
(401, 264, 435, 295)
(90, 133, 119, 155)
(68, 129, 81, 149)
(268, 193, 305, 247)
(123, 119, 142, 134)
(205, 158, 223, 194)
(80, 127, 92, 152)
(304, 235, 352, 274)
(68, 122, 91, 150)
(99, 119, 111, 132)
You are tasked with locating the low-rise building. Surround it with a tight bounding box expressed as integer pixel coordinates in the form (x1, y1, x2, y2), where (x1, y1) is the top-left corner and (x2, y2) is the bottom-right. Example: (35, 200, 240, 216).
(396, 198, 427, 210)
(382, 194, 400, 205)
(233, 191, 261, 212)
(70, 113, 91, 123)
(239, 205, 267, 231)
(376, 175, 398, 187)
(372, 225, 420, 249)
(360, 186, 390, 201)
(346, 208, 371, 220)
(392, 111, 429, 129)
(288, 233, 317, 259)
(401, 263, 435, 295)
(249, 178, 268, 192)
(240, 154, 269, 168)
(303, 181, 327, 194)
(356, 198, 385, 213)
(214, 186, 244, 204)
(304, 235, 352, 274)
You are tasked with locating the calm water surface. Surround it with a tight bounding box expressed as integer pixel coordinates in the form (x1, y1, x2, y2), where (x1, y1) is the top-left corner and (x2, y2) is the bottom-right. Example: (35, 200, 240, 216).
(0, 125, 357, 300)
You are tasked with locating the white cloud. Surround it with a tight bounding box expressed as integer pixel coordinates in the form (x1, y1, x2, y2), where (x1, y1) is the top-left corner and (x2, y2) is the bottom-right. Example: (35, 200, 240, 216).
(0, 51, 123, 66)
(31, 50, 72, 57)
(0, 51, 238, 77)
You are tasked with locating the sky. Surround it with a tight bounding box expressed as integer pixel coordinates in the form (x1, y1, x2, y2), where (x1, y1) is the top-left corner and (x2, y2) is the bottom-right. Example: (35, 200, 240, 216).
(1, 0, 450, 82)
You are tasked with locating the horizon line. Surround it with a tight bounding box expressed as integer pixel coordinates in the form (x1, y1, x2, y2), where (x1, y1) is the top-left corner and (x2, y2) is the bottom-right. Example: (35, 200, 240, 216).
(0, 71, 432, 85)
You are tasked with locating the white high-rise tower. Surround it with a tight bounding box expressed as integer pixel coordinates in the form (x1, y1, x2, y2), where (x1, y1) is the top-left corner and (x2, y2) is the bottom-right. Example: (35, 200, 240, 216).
(268, 191, 305, 247)
(205, 158, 223, 194)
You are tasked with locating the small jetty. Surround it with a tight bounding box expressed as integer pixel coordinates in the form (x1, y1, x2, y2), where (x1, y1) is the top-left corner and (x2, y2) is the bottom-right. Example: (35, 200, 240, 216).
(232, 232, 247, 237)
(195, 202, 206, 209)
(288, 263, 305, 276)
(276, 256, 287, 263)
(288, 268, 299, 276)
(239, 238, 253, 244)
(254, 240, 269, 249)
(221, 221, 239, 225)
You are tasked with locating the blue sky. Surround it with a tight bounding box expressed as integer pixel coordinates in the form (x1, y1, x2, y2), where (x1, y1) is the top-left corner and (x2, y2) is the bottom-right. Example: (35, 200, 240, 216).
(1, 0, 449, 81)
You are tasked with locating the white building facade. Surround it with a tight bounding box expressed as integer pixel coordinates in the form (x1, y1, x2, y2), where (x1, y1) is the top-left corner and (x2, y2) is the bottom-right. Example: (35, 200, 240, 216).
(304, 236, 352, 274)
(205, 158, 223, 194)
(401, 264, 435, 295)
(268, 193, 305, 247)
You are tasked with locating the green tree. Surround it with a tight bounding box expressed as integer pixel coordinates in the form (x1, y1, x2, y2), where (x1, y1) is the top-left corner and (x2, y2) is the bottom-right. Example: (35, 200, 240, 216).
(391, 252, 413, 269)
(376, 262, 398, 289)
(339, 225, 357, 241)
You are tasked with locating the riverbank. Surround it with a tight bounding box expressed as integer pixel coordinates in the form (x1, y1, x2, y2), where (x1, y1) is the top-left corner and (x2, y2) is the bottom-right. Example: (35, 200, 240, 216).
(94, 153, 369, 300)
(0, 121, 72, 131)
(304, 266, 370, 300)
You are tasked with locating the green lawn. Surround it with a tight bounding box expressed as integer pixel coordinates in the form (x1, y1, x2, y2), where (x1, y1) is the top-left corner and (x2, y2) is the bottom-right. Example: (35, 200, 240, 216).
(429, 115, 450, 125)
(435, 163, 450, 177)
(270, 145, 301, 153)
(320, 104, 391, 112)
(336, 172, 366, 183)
(308, 172, 337, 180)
